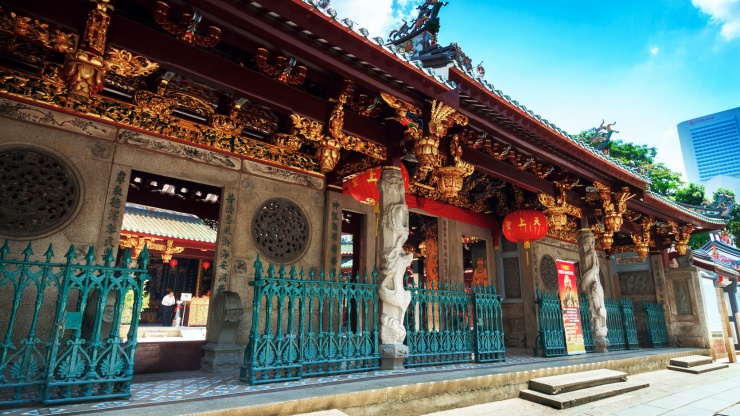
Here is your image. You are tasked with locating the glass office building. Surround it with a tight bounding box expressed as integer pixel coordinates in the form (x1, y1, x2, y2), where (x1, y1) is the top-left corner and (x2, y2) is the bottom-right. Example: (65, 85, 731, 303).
(678, 107, 740, 192)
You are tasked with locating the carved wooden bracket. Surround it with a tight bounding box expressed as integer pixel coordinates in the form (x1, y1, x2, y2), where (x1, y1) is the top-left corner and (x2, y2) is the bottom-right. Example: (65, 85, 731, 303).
(153, 1, 221, 48)
(255, 47, 307, 85)
(674, 224, 694, 255)
(586, 182, 635, 250)
(209, 97, 248, 136)
(630, 215, 654, 258)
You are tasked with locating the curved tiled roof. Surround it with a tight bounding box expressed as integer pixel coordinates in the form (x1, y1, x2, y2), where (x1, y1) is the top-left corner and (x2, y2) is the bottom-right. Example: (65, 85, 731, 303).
(122, 203, 217, 243)
(646, 191, 728, 226)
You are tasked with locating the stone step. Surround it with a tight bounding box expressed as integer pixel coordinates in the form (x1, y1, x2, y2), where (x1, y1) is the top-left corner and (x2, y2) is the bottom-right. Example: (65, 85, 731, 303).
(669, 355, 713, 368)
(519, 380, 649, 409)
(528, 369, 628, 395)
(667, 362, 729, 374)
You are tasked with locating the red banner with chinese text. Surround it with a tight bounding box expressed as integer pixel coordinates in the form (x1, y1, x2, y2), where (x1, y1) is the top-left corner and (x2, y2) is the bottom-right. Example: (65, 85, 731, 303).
(557, 260, 586, 355)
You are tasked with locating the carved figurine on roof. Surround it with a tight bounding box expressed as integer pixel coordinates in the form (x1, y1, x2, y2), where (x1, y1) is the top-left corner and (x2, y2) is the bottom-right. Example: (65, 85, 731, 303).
(702, 191, 736, 217)
(387, 0, 448, 55)
(578, 120, 618, 156)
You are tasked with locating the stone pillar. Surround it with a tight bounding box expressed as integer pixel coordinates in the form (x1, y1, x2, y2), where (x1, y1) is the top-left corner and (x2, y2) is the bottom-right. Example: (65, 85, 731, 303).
(201, 291, 243, 373)
(664, 254, 710, 348)
(377, 167, 413, 370)
(716, 287, 738, 363)
(577, 229, 609, 353)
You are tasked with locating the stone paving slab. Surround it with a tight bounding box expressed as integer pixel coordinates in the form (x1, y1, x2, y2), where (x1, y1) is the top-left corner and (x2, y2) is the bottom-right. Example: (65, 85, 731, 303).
(519, 380, 649, 409)
(528, 369, 628, 394)
(668, 355, 713, 368)
(667, 362, 728, 374)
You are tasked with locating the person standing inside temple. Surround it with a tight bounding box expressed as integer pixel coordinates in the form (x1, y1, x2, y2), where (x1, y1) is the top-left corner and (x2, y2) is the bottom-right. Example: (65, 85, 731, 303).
(161, 290, 176, 326)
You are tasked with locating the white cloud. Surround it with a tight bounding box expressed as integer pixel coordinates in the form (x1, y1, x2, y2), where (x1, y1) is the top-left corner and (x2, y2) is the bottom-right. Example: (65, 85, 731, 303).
(649, 46, 660, 56)
(328, 0, 414, 40)
(692, 0, 740, 40)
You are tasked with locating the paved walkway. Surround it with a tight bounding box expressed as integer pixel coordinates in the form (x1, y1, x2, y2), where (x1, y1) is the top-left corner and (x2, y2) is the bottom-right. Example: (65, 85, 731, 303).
(0, 348, 732, 416)
(424, 358, 740, 416)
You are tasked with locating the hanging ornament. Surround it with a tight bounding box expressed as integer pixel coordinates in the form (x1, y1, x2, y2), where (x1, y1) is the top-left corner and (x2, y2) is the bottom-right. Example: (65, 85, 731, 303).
(344, 165, 410, 235)
(169, 258, 179, 267)
(502, 209, 549, 264)
(202, 260, 211, 270)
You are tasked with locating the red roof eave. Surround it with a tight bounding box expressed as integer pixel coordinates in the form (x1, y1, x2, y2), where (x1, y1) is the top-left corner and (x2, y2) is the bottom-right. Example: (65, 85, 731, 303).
(449, 68, 648, 188)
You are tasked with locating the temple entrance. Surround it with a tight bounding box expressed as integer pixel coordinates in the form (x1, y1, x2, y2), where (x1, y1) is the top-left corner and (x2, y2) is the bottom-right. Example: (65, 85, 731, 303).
(462, 236, 488, 290)
(119, 170, 221, 373)
(341, 210, 365, 332)
(407, 212, 439, 288)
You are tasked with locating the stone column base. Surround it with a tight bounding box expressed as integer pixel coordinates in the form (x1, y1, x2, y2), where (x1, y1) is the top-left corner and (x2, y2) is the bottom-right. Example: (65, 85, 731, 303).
(200, 342, 243, 373)
(595, 336, 610, 353)
(379, 343, 408, 370)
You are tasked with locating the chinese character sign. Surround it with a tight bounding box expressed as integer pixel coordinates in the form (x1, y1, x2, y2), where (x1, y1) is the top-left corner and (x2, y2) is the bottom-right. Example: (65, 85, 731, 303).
(557, 260, 586, 355)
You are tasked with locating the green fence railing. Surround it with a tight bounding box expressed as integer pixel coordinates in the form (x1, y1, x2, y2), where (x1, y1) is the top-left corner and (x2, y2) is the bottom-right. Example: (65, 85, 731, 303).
(404, 282, 474, 366)
(534, 289, 566, 357)
(404, 282, 505, 366)
(0, 241, 149, 407)
(604, 298, 640, 351)
(643, 301, 669, 348)
(579, 295, 594, 353)
(241, 256, 379, 385)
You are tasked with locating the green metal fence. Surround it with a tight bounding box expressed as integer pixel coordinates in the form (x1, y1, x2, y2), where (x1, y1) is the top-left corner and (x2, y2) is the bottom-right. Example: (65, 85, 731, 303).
(241, 256, 379, 385)
(404, 282, 504, 366)
(642, 301, 669, 348)
(604, 298, 639, 351)
(534, 289, 566, 357)
(472, 286, 506, 363)
(579, 295, 594, 353)
(404, 282, 473, 366)
(0, 241, 149, 407)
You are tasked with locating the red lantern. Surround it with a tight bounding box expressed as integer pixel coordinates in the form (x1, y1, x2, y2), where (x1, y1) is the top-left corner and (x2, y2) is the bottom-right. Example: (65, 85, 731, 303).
(169, 259, 178, 267)
(502, 209, 548, 250)
(344, 165, 410, 206)
(202, 261, 211, 270)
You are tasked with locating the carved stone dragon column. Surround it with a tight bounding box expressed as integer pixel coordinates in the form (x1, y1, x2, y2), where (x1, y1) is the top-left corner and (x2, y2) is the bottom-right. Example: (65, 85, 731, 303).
(577, 228, 609, 353)
(377, 166, 413, 370)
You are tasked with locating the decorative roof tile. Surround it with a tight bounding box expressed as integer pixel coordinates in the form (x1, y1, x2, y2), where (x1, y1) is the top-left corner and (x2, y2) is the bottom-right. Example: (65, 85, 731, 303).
(121, 203, 217, 243)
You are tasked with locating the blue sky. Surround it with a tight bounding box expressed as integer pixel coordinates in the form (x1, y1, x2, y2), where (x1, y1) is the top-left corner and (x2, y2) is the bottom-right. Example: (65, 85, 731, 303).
(329, 0, 740, 181)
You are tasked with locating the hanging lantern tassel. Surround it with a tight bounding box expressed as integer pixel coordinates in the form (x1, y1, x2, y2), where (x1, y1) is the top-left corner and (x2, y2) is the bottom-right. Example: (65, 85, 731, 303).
(374, 204, 380, 237)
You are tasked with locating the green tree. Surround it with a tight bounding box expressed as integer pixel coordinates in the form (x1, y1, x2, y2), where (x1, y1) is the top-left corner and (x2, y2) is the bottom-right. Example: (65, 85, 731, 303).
(674, 183, 706, 206)
(648, 163, 684, 197)
(608, 139, 657, 166)
(674, 183, 708, 249)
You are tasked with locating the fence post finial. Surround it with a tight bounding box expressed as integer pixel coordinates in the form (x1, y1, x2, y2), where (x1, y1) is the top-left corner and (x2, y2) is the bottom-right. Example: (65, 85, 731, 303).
(44, 244, 55, 263)
(0, 240, 9, 260)
(139, 242, 151, 268)
(22, 242, 33, 262)
(254, 253, 263, 280)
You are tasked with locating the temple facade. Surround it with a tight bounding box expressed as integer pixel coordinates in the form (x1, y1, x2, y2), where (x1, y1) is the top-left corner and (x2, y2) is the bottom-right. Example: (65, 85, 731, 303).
(0, 0, 735, 405)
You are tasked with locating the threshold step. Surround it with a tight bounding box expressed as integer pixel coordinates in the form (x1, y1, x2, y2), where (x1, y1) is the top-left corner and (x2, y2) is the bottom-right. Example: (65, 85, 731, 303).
(669, 355, 712, 368)
(528, 369, 628, 395)
(667, 362, 728, 374)
(520, 380, 649, 409)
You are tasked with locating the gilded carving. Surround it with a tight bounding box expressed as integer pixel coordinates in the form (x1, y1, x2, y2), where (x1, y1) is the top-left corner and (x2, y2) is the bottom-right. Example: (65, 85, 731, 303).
(63, 0, 112, 97)
(538, 180, 581, 233)
(133, 72, 177, 117)
(629, 215, 654, 258)
(209, 97, 248, 136)
(255, 47, 307, 85)
(0, 7, 77, 53)
(153, 1, 221, 48)
(105, 47, 159, 77)
(586, 182, 634, 250)
(0, 68, 320, 173)
(433, 134, 474, 200)
(674, 224, 694, 255)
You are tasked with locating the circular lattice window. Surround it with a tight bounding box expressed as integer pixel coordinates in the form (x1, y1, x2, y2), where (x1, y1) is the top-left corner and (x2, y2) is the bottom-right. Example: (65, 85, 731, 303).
(0, 147, 81, 238)
(251, 198, 310, 263)
(540, 254, 558, 292)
